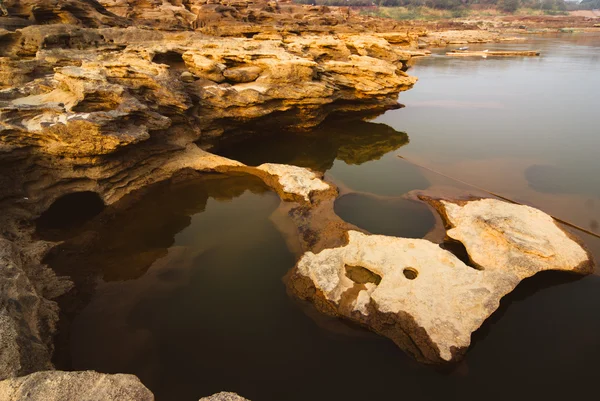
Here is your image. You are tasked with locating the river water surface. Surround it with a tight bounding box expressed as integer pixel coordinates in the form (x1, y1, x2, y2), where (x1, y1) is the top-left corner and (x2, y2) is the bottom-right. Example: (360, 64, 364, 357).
(44, 33, 600, 401)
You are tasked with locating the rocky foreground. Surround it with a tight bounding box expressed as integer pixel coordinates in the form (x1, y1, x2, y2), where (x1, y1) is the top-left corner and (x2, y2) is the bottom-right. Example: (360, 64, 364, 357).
(0, 1, 596, 400)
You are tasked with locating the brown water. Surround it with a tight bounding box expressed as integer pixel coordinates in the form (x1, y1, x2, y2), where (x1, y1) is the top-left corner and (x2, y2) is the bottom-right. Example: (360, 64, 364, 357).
(43, 34, 600, 401)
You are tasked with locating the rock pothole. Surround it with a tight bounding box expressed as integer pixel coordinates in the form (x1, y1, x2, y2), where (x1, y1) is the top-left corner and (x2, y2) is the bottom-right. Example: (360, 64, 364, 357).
(345, 265, 382, 285)
(403, 267, 418, 280)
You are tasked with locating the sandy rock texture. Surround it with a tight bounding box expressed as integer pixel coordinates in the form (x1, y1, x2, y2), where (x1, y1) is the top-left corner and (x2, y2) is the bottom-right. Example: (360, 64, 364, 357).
(0, 236, 71, 381)
(288, 200, 594, 364)
(199, 392, 250, 401)
(0, 370, 154, 401)
(432, 198, 594, 278)
(421, 29, 524, 47)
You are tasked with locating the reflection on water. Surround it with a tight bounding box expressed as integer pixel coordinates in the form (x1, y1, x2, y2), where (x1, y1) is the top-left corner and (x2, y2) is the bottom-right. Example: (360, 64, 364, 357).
(525, 164, 600, 198)
(216, 118, 410, 172)
(217, 118, 431, 196)
(45, 171, 600, 401)
(43, 174, 272, 282)
(376, 32, 600, 235)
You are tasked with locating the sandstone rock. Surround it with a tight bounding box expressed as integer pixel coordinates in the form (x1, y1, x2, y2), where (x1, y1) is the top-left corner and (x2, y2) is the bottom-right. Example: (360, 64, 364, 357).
(223, 66, 262, 83)
(290, 200, 594, 364)
(0, 237, 59, 380)
(428, 198, 595, 278)
(0, 370, 153, 401)
(255, 163, 331, 202)
(291, 230, 519, 363)
(199, 392, 250, 401)
(2, 0, 128, 28)
(2, 28, 416, 150)
(422, 30, 524, 47)
(0, 0, 421, 393)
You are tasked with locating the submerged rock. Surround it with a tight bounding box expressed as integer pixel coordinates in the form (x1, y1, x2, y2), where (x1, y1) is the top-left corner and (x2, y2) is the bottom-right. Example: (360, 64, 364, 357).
(0, 370, 153, 401)
(289, 200, 594, 364)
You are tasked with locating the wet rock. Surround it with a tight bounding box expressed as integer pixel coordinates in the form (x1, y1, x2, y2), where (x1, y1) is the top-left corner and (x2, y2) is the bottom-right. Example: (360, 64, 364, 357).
(199, 392, 250, 401)
(0, 370, 153, 401)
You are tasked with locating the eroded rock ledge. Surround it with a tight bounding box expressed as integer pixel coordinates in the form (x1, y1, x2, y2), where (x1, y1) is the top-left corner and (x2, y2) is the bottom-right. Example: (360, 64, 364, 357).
(0, 2, 418, 389)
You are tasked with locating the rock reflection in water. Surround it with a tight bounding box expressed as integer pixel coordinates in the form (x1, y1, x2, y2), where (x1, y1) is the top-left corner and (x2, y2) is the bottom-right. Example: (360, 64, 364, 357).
(216, 118, 431, 196)
(215, 118, 410, 172)
(42, 174, 271, 281)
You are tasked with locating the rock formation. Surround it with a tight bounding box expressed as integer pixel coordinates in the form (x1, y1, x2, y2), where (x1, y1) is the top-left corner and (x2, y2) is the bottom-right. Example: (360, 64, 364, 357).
(0, 0, 596, 399)
(0, 0, 419, 392)
(288, 199, 594, 364)
(428, 198, 594, 279)
(0, 370, 154, 401)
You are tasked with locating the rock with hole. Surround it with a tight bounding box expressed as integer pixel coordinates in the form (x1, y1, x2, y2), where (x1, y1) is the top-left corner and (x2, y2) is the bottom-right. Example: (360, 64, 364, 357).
(288, 220, 593, 364)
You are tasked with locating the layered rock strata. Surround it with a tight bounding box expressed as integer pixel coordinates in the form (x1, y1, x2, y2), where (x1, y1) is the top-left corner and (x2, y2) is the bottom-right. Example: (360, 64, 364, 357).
(0, 2, 418, 385)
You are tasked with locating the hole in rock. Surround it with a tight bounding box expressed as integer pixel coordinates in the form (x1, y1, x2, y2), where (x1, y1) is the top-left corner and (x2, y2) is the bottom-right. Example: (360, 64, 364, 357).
(345, 265, 382, 285)
(403, 267, 418, 280)
(31, 7, 62, 24)
(72, 91, 121, 112)
(152, 51, 187, 71)
(440, 240, 481, 270)
(36, 191, 104, 237)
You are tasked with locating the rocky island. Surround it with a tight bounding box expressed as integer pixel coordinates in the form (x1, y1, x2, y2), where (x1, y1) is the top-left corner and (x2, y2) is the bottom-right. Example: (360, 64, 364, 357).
(0, 1, 596, 400)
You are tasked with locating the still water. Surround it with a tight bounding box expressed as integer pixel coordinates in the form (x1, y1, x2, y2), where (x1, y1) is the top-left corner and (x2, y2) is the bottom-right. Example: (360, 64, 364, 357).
(377, 33, 600, 236)
(44, 34, 600, 401)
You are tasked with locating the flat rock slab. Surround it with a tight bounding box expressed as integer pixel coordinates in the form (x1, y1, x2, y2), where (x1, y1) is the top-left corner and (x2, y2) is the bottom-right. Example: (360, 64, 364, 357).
(430, 198, 594, 278)
(290, 199, 594, 364)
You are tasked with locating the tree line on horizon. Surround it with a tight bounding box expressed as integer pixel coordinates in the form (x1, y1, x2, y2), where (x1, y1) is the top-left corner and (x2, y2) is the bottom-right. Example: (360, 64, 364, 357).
(292, 0, 600, 13)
